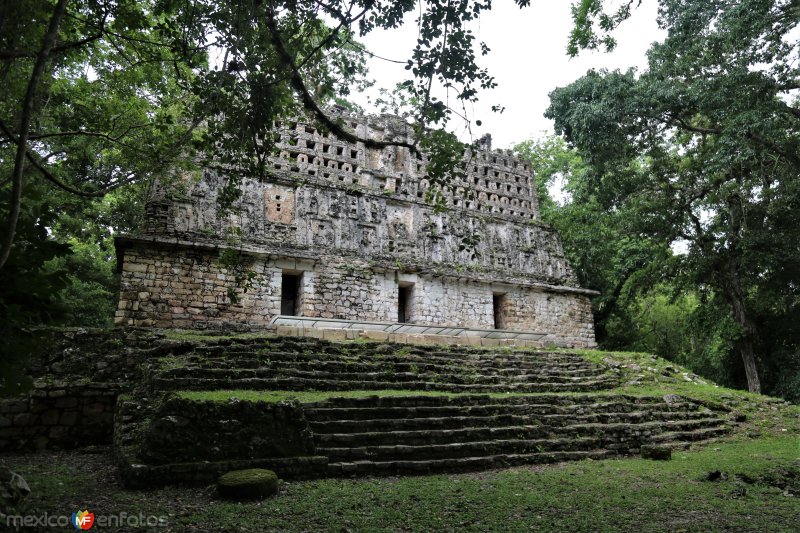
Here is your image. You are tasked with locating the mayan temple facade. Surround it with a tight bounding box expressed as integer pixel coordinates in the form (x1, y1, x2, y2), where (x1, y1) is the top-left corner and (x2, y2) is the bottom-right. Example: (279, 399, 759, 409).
(114, 110, 598, 347)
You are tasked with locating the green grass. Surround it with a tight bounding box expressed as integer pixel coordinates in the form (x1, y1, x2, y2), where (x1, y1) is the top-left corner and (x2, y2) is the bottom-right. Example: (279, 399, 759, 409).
(12, 435, 799, 532)
(173, 387, 701, 405)
(17, 331, 800, 531)
(176, 389, 465, 404)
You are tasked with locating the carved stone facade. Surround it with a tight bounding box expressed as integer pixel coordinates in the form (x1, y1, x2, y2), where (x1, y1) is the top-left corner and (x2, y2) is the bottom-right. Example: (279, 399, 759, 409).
(115, 110, 597, 347)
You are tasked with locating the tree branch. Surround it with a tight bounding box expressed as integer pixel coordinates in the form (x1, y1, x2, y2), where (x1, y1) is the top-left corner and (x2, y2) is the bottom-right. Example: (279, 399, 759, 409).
(667, 114, 723, 135)
(0, 118, 132, 197)
(0, 0, 69, 271)
(265, 9, 419, 154)
(667, 113, 800, 167)
(0, 32, 103, 60)
(293, 5, 371, 74)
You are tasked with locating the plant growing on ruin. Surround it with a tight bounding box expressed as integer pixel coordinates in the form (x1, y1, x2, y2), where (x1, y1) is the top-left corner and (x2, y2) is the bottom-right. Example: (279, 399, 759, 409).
(218, 229, 258, 305)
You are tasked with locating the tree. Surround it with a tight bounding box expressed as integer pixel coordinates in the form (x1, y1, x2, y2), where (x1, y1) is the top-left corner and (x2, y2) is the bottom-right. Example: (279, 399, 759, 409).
(1, 0, 537, 270)
(515, 136, 671, 346)
(546, 0, 800, 393)
(1, 0, 537, 392)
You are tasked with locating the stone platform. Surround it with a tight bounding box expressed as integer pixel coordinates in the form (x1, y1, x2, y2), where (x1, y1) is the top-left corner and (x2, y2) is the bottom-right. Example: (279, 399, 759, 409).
(112, 334, 734, 487)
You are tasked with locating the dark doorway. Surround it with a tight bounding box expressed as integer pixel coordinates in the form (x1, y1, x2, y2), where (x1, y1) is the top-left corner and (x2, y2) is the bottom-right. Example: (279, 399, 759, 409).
(493, 293, 506, 330)
(398, 284, 413, 323)
(281, 272, 302, 316)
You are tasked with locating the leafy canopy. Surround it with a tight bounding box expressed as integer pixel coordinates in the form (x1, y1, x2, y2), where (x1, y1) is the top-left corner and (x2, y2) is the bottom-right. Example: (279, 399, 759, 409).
(545, 0, 800, 393)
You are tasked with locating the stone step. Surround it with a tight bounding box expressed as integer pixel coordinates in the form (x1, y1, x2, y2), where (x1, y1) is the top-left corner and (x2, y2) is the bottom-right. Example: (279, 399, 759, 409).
(305, 400, 692, 424)
(186, 338, 595, 367)
(318, 435, 618, 462)
(554, 418, 727, 439)
(303, 393, 672, 409)
(186, 348, 597, 368)
(117, 451, 332, 488)
(158, 367, 608, 386)
(650, 426, 732, 444)
(170, 357, 604, 377)
(113, 402, 142, 448)
(316, 418, 728, 461)
(150, 376, 618, 393)
(326, 449, 617, 477)
(316, 424, 550, 447)
(310, 410, 717, 437)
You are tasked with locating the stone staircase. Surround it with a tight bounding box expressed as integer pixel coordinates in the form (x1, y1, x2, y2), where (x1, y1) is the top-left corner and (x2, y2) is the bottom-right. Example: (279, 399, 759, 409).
(114, 334, 734, 486)
(150, 337, 617, 393)
(306, 394, 731, 476)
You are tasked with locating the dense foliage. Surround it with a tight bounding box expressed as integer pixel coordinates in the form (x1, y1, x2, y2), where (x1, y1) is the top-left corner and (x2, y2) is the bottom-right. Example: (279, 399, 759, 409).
(0, 0, 533, 393)
(533, 0, 800, 398)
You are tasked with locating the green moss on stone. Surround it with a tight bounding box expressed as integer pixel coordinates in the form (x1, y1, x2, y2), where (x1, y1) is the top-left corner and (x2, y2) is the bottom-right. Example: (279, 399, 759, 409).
(217, 469, 280, 500)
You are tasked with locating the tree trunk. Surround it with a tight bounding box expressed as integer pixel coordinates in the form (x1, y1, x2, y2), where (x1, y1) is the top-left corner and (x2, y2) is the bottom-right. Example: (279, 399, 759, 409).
(0, 0, 69, 270)
(722, 272, 761, 394)
(735, 334, 761, 395)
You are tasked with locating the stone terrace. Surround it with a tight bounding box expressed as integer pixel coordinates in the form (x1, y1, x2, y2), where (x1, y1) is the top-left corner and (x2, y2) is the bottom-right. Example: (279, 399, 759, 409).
(113, 334, 734, 487)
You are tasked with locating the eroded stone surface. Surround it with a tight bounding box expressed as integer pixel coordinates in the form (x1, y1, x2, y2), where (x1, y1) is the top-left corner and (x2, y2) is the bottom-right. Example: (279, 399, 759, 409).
(115, 110, 597, 347)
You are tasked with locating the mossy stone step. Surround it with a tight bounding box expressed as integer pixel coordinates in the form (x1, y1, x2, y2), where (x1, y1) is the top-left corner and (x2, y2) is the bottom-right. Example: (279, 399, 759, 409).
(553, 418, 729, 439)
(316, 425, 551, 447)
(326, 449, 616, 477)
(315, 418, 547, 439)
(304, 400, 689, 423)
(303, 393, 671, 409)
(151, 376, 618, 393)
(158, 367, 609, 387)
(169, 357, 605, 377)
(650, 426, 732, 444)
(303, 397, 675, 420)
(166, 352, 598, 366)
(318, 435, 615, 461)
(315, 417, 730, 462)
(309, 410, 720, 437)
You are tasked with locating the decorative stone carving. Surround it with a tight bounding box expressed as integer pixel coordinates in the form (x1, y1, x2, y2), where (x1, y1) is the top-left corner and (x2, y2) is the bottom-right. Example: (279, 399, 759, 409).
(114, 110, 598, 347)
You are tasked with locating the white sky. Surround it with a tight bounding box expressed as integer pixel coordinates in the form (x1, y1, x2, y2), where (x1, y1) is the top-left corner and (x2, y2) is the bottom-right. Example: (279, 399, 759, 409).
(358, 0, 666, 149)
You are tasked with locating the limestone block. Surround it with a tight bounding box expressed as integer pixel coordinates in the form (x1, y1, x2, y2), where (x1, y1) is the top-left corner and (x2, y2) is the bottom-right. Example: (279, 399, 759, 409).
(276, 326, 298, 337)
(422, 334, 448, 345)
(389, 333, 408, 344)
(304, 328, 324, 339)
(362, 330, 389, 341)
(459, 336, 482, 347)
(322, 329, 347, 341)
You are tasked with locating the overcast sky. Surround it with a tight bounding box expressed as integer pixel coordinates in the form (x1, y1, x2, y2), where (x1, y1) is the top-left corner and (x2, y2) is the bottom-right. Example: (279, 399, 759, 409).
(358, 0, 666, 149)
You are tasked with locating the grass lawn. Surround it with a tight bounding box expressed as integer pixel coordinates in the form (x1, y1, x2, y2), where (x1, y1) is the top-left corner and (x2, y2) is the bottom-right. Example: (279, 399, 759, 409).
(4, 430, 797, 532)
(4, 338, 799, 532)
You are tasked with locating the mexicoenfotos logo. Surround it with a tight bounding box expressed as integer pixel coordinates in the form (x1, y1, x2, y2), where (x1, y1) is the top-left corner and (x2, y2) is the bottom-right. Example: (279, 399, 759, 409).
(4, 510, 168, 528)
(72, 510, 95, 530)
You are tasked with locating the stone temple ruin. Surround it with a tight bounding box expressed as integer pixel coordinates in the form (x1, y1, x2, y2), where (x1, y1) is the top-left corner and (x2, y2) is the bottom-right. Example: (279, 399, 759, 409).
(1, 111, 739, 488)
(114, 109, 597, 347)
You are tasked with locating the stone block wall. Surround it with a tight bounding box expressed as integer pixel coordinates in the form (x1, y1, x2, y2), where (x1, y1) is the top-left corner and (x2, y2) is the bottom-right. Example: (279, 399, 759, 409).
(116, 246, 281, 329)
(152, 176, 576, 285)
(0, 328, 172, 452)
(0, 384, 116, 451)
(137, 397, 315, 465)
(115, 240, 597, 347)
